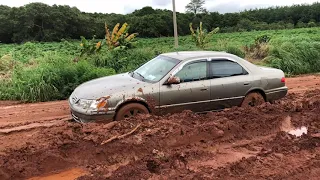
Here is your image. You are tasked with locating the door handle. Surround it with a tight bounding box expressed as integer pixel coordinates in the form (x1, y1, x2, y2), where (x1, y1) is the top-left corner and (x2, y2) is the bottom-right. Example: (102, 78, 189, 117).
(244, 82, 250, 86)
(200, 88, 208, 91)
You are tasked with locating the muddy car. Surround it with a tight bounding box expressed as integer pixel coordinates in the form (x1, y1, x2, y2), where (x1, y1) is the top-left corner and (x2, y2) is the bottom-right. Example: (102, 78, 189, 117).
(69, 51, 288, 123)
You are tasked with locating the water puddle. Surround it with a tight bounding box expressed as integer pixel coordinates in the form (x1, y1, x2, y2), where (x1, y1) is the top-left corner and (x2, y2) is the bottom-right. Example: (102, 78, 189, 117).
(288, 126, 308, 137)
(281, 116, 308, 137)
(28, 168, 87, 180)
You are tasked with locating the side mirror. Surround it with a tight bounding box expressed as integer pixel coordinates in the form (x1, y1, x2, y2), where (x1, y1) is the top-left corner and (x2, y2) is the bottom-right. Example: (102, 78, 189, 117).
(166, 76, 181, 85)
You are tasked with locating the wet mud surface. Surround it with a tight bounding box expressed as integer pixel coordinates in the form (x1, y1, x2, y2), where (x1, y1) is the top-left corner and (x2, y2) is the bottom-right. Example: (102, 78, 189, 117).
(0, 75, 319, 179)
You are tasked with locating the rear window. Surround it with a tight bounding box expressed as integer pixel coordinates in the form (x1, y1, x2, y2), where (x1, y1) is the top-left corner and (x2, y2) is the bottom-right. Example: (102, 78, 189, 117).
(210, 60, 247, 78)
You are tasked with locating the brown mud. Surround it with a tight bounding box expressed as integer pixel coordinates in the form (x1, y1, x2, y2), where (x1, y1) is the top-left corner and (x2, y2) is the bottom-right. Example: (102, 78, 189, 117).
(0, 75, 319, 180)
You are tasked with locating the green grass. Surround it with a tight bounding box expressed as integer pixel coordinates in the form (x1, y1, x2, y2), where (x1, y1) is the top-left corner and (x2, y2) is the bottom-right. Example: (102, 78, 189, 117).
(1, 27, 320, 102)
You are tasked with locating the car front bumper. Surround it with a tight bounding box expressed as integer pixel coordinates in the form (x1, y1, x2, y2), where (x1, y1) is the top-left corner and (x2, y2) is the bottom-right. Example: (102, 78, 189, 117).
(69, 99, 115, 123)
(71, 109, 115, 123)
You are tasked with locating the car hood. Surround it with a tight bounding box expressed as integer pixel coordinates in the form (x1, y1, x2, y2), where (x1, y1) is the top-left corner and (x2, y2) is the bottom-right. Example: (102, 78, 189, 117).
(73, 73, 147, 99)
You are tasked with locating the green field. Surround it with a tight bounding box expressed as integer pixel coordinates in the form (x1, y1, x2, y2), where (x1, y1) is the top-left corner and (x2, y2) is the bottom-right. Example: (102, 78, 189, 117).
(1, 27, 320, 102)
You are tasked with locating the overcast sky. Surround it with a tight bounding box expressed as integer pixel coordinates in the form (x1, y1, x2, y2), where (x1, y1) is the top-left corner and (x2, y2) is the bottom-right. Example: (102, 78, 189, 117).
(1, 0, 319, 14)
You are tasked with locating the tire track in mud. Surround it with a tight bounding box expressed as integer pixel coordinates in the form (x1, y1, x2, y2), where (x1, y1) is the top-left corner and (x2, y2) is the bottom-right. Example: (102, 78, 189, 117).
(0, 89, 319, 180)
(0, 100, 70, 127)
(0, 117, 70, 134)
(0, 75, 319, 179)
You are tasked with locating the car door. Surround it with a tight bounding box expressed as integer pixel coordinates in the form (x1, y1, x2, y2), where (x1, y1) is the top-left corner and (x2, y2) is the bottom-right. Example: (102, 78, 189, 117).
(159, 60, 211, 115)
(209, 59, 253, 109)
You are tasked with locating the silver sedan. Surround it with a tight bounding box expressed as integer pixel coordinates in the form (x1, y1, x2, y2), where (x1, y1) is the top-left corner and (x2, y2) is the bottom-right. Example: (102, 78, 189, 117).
(69, 51, 288, 123)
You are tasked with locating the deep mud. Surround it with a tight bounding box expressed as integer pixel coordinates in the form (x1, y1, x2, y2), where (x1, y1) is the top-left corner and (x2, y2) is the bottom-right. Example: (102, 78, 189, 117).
(0, 75, 319, 180)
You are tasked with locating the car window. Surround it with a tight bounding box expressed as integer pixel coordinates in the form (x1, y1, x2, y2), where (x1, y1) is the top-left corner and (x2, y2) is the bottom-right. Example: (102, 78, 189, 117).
(134, 55, 181, 82)
(210, 60, 247, 78)
(175, 61, 207, 83)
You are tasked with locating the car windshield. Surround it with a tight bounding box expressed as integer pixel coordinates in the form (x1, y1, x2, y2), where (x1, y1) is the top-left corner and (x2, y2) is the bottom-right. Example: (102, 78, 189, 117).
(132, 55, 181, 82)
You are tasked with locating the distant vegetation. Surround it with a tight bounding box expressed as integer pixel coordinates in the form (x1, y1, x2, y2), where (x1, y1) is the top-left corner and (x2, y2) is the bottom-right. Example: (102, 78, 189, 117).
(0, 2, 320, 43)
(0, 1, 319, 102)
(1, 27, 320, 102)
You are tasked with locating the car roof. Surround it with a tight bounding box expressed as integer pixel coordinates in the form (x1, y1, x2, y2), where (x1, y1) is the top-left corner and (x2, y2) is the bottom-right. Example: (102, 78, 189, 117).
(161, 51, 239, 61)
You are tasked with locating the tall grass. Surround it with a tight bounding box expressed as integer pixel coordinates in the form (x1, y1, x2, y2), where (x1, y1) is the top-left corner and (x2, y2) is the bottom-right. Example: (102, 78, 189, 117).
(1, 27, 320, 102)
(0, 52, 115, 102)
(265, 40, 320, 74)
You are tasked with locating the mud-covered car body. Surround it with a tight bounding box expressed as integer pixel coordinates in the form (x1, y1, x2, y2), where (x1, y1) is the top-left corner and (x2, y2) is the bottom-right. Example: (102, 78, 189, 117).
(69, 51, 288, 123)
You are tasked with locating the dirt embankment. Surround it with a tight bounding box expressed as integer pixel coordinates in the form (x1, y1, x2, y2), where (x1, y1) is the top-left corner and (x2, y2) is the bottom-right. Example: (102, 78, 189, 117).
(0, 75, 319, 180)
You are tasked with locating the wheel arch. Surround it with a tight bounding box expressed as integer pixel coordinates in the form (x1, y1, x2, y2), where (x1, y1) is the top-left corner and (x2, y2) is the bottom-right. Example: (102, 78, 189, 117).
(115, 99, 151, 114)
(245, 88, 267, 101)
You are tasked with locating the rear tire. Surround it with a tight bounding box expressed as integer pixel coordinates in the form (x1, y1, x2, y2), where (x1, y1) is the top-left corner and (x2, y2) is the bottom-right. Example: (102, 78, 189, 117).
(115, 103, 149, 121)
(241, 92, 265, 108)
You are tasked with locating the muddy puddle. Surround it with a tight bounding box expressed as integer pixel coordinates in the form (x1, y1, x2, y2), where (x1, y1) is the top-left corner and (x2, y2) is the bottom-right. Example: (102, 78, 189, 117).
(281, 116, 308, 137)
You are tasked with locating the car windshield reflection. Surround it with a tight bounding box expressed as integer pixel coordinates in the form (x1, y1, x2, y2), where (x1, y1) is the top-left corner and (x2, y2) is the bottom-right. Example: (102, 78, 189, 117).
(132, 55, 181, 83)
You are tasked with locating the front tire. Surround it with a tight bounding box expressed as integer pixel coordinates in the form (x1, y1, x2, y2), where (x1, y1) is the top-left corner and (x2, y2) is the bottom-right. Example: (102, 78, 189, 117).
(241, 92, 265, 108)
(115, 103, 149, 121)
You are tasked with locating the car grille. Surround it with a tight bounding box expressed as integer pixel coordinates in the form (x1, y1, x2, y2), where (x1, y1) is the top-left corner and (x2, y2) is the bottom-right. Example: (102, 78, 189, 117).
(71, 95, 79, 104)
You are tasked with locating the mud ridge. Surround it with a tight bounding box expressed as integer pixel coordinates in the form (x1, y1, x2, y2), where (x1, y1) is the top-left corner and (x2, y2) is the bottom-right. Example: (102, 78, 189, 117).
(0, 89, 319, 179)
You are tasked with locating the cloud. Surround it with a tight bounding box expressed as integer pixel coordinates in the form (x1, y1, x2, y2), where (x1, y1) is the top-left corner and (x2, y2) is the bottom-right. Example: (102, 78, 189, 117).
(1, 0, 319, 14)
(208, 3, 272, 14)
(124, 5, 137, 14)
(152, 0, 172, 6)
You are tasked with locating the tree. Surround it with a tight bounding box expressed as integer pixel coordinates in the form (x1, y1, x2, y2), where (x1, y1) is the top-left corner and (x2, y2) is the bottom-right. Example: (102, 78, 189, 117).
(189, 22, 219, 49)
(0, 5, 14, 43)
(1, 2, 320, 43)
(132, 6, 156, 16)
(185, 0, 206, 15)
(236, 18, 254, 31)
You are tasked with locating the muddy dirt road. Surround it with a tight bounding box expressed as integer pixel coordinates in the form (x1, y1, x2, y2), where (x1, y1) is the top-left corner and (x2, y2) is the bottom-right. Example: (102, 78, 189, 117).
(0, 75, 319, 179)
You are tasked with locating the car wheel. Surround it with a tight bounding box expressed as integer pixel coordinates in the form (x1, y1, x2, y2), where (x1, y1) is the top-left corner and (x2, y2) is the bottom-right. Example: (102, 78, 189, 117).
(241, 92, 265, 108)
(115, 103, 149, 121)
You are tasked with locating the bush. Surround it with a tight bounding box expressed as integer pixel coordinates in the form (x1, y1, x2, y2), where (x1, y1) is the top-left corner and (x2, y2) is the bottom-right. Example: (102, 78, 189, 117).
(265, 41, 320, 74)
(87, 48, 156, 73)
(0, 53, 115, 102)
(225, 46, 245, 58)
(0, 54, 16, 72)
(189, 22, 219, 49)
(244, 34, 271, 60)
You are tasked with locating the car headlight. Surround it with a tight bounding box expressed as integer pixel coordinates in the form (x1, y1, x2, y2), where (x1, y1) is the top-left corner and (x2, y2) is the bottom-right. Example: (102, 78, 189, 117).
(77, 99, 94, 110)
(76, 97, 110, 112)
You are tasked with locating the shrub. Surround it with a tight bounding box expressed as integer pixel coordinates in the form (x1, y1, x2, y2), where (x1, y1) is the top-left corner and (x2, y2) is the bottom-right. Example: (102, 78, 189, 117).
(189, 22, 219, 49)
(0, 54, 16, 72)
(226, 46, 245, 58)
(79, 36, 103, 57)
(255, 35, 271, 44)
(11, 42, 42, 62)
(101, 48, 155, 73)
(265, 41, 320, 74)
(105, 23, 138, 50)
(0, 53, 115, 102)
(244, 34, 271, 60)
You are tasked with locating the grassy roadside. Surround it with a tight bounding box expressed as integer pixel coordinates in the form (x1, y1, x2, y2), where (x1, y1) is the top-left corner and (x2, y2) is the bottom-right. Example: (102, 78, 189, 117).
(1, 27, 320, 102)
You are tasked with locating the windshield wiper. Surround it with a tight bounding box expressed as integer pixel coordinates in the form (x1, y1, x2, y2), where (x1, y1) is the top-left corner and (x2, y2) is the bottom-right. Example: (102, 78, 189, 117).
(129, 71, 134, 77)
(134, 72, 145, 80)
(229, 73, 243, 77)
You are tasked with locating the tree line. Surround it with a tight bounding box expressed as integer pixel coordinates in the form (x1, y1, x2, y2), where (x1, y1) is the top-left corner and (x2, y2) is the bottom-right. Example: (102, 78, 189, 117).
(0, 2, 320, 43)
